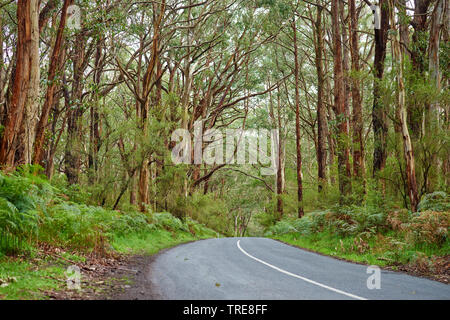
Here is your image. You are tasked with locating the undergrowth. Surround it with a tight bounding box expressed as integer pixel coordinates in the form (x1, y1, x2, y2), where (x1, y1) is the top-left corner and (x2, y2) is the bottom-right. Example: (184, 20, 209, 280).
(267, 193, 450, 268)
(0, 167, 218, 256)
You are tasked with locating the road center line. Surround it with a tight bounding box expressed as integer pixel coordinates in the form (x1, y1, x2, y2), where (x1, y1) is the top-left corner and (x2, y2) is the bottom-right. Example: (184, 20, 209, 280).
(236, 240, 368, 300)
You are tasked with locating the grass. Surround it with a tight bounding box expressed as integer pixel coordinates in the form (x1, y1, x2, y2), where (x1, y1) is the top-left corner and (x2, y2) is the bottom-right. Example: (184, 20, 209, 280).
(0, 223, 218, 300)
(272, 230, 449, 268)
(0, 257, 66, 300)
(0, 211, 220, 300)
(112, 226, 218, 255)
(272, 232, 389, 266)
(266, 203, 449, 271)
(0, 170, 222, 299)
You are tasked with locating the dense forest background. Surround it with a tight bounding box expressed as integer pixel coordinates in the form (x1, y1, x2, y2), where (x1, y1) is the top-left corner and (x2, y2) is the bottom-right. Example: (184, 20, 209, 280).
(0, 0, 448, 240)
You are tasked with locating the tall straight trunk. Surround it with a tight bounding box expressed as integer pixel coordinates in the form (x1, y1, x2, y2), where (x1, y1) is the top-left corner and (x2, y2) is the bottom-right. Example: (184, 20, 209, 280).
(411, 0, 432, 74)
(428, 0, 444, 124)
(341, 2, 352, 188)
(45, 97, 65, 179)
(332, 0, 351, 197)
(389, 0, 420, 212)
(315, 7, 327, 192)
(64, 31, 87, 185)
(425, 0, 445, 191)
(181, 3, 192, 198)
(372, 0, 389, 178)
(340, 1, 352, 185)
(0, 0, 33, 167)
(350, 0, 365, 188)
(409, 0, 432, 138)
(0, 13, 5, 111)
(268, 82, 282, 216)
(292, 18, 304, 218)
(89, 39, 104, 183)
(443, 0, 450, 186)
(138, 88, 150, 210)
(398, 0, 410, 57)
(276, 87, 285, 216)
(32, 0, 72, 165)
(323, 51, 336, 184)
(20, 0, 39, 165)
(138, 0, 165, 211)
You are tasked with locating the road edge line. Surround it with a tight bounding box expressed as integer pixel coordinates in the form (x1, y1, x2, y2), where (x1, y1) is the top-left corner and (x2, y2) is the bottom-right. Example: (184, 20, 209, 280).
(236, 240, 368, 300)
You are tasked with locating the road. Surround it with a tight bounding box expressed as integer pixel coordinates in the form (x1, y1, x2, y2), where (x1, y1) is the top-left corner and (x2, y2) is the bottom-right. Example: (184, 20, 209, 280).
(148, 237, 450, 300)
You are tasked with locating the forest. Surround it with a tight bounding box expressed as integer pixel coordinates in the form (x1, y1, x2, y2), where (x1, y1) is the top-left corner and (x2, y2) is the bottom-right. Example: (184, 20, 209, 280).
(0, 0, 449, 299)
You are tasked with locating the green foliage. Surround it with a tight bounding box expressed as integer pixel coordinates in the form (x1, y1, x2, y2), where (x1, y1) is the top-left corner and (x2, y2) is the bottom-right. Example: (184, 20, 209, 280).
(40, 203, 153, 250)
(184, 192, 230, 235)
(0, 169, 217, 256)
(111, 215, 219, 255)
(418, 192, 450, 212)
(403, 210, 449, 247)
(152, 212, 188, 232)
(0, 259, 65, 300)
(267, 205, 387, 239)
(0, 168, 53, 254)
(267, 200, 450, 268)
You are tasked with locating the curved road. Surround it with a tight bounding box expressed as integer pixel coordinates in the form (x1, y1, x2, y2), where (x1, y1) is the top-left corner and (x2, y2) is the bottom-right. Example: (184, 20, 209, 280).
(148, 238, 449, 300)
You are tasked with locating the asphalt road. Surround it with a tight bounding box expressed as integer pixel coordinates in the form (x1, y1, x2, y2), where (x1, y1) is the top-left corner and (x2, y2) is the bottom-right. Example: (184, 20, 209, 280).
(148, 237, 450, 300)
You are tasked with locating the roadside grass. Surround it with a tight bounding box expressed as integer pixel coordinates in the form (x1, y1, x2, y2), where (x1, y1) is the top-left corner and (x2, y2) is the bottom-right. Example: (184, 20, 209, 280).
(0, 220, 218, 300)
(0, 257, 66, 300)
(267, 203, 450, 276)
(272, 232, 389, 266)
(112, 228, 217, 255)
(0, 169, 220, 299)
(272, 231, 449, 267)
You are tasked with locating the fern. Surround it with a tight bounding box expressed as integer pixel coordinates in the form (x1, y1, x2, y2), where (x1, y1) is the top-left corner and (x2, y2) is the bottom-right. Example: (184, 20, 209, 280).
(418, 192, 449, 212)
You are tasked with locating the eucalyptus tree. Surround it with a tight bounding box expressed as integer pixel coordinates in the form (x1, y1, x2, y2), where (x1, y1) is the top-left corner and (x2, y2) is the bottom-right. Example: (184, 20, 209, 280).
(0, 0, 39, 167)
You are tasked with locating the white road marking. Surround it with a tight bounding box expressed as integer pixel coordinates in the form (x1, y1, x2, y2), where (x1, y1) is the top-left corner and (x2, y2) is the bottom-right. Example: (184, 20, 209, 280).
(237, 240, 368, 300)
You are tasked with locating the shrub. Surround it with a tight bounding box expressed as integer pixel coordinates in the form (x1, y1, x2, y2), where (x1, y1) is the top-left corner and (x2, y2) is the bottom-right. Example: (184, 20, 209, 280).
(0, 168, 217, 256)
(418, 192, 449, 212)
(152, 212, 188, 232)
(0, 170, 48, 254)
(41, 203, 156, 251)
(265, 219, 300, 236)
(266, 206, 387, 238)
(387, 209, 410, 231)
(325, 206, 386, 237)
(403, 210, 449, 246)
(265, 210, 330, 236)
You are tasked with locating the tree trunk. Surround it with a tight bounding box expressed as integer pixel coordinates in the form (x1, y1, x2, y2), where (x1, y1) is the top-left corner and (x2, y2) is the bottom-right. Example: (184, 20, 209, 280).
(89, 38, 104, 183)
(315, 6, 327, 193)
(0, 13, 5, 115)
(33, 0, 72, 165)
(20, 0, 39, 165)
(332, 0, 351, 197)
(372, 0, 389, 178)
(0, 0, 34, 167)
(45, 97, 65, 179)
(350, 0, 365, 189)
(411, 0, 432, 74)
(428, 0, 444, 124)
(341, 0, 352, 185)
(64, 32, 85, 185)
(276, 88, 285, 217)
(138, 0, 165, 211)
(398, 0, 410, 58)
(390, 0, 420, 212)
(292, 18, 304, 218)
(408, 0, 432, 138)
